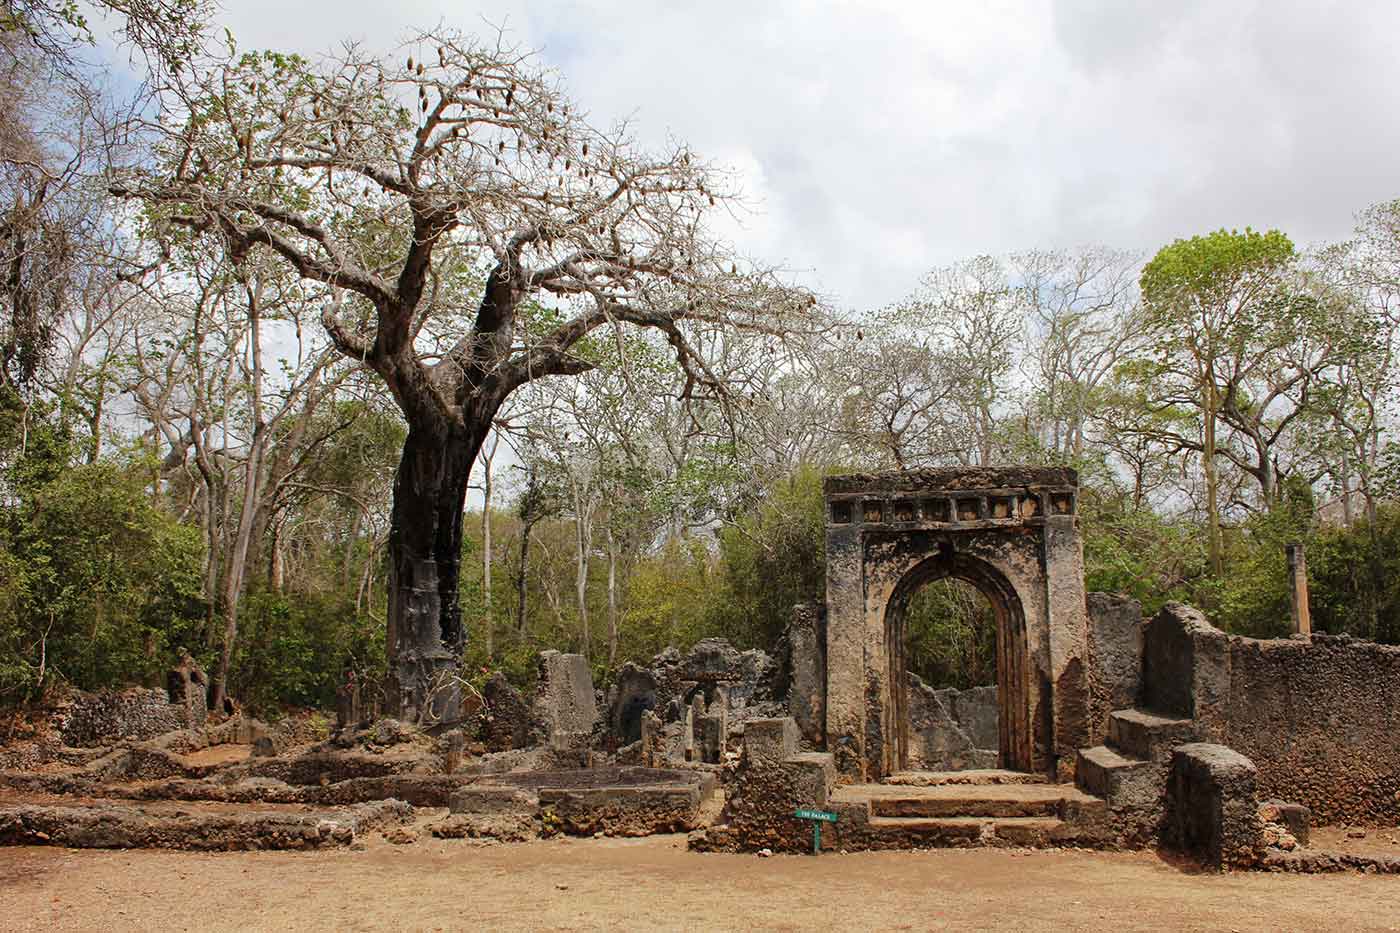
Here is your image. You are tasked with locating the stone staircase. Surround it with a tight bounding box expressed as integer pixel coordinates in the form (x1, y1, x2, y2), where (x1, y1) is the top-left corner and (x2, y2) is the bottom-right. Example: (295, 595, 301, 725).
(1075, 708, 1196, 841)
(829, 770, 1112, 848)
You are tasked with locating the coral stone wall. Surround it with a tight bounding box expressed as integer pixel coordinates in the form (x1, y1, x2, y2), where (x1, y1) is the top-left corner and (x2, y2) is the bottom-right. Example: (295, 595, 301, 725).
(1144, 604, 1400, 826)
(56, 688, 188, 747)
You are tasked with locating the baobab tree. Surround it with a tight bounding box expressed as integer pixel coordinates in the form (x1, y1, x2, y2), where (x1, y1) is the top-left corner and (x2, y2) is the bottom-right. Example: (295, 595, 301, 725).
(116, 29, 820, 721)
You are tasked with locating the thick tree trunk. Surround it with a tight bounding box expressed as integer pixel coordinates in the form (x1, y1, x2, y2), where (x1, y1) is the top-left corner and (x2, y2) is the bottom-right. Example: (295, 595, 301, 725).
(481, 439, 495, 660)
(385, 421, 484, 724)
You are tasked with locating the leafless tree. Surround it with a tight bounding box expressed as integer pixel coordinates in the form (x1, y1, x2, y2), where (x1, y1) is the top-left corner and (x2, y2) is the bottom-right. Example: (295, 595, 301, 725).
(116, 29, 820, 720)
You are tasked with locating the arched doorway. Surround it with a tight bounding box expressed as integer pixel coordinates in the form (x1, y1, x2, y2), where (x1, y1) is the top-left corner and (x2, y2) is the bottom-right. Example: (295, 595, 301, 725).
(884, 549, 1032, 773)
(822, 467, 1089, 784)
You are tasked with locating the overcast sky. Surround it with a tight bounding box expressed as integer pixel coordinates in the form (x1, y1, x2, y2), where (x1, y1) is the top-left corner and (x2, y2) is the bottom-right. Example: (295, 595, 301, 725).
(202, 0, 1399, 310)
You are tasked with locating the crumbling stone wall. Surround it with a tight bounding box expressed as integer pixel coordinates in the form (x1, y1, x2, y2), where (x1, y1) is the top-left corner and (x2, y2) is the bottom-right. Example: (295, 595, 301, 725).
(1144, 604, 1400, 826)
(602, 639, 783, 760)
(55, 688, 188, 747)
(905, 676, 997, 771)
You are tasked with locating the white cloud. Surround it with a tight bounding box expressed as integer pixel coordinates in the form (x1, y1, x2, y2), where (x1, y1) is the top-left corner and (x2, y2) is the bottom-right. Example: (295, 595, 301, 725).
(212, 0, 1400, 309)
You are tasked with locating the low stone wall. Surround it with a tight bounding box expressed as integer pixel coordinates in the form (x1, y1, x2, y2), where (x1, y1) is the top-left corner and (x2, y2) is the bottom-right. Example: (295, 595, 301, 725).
(0, 799, 410, 851)
(448, 767, 716, 839)
(55, 688, 188, 747)
(690, 718, 837, 853)
(1144, 604, 1400, 826)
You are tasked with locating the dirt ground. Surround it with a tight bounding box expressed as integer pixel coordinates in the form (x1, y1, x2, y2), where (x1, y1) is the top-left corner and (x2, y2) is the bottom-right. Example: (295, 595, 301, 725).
(3, 834, 1399, 932)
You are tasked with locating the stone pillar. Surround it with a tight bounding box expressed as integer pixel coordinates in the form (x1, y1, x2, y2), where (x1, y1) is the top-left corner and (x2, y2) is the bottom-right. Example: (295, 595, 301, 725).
(698, 692, 728, 764)
(681, 704, 695, 762)
(535, 651, 598, 747)
(640, 709, 663, 768)
(335, 669, 360, 731)
(443, 729, 466, 773)
(1286, 544, 1312, 636)
(1042, 513, 1090, 777)
(166, 650, 209, 729)
(788, 603, 826, 747)
(824, 520, 866, 782)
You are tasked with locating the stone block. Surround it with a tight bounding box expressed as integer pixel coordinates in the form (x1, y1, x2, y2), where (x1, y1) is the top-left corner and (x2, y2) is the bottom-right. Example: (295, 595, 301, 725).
(536, 651, 598, 738)
(1076, 745, 1160, 811)
(781, 752, 836, 808)
(744, 718, 799, 764)
(1107, 708, 1195, 763)
(1168, 742, 1261, 869)
(678, 638, 743, 683)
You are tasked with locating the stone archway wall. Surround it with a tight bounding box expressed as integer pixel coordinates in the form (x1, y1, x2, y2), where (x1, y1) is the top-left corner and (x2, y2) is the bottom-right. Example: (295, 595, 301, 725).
(823, 467, 1089, 783)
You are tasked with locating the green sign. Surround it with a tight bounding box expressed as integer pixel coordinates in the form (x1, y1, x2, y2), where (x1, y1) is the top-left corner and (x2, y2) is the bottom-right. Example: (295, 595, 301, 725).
(794, 809, 838, 823)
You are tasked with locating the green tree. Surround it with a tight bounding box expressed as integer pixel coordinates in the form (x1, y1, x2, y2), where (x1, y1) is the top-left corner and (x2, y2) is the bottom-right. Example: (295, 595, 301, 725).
(1137, 228, 1297, 575)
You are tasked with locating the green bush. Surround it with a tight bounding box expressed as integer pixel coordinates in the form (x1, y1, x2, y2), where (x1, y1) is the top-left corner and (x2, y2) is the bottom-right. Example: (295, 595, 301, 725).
(0, 460, 206, 702)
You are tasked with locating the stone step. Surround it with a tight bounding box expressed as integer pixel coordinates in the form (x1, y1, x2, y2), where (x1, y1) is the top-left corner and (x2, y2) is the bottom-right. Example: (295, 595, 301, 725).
(865, 815, 1070, 846)
(834, 782, 1100, 820)
(884, 769, 1046, 787)
(1075, 745, 1158, 809)
(1107, 709, 1196, 762)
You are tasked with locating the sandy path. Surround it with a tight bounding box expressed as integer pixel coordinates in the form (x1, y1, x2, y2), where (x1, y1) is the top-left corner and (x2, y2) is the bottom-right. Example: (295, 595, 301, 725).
(3, 834, 1398, 932)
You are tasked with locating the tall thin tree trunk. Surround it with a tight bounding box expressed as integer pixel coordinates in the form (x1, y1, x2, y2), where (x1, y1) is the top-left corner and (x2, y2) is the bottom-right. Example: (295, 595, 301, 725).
(606, 525, 619, 669)
(573, 483, 591, 658)
(211, 284, 266, 712)
(1204, 383, 1222, 577)
(517, 519, 533, 635)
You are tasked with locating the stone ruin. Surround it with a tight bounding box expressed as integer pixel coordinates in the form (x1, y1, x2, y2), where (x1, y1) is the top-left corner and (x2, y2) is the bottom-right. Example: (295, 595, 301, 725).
(0, 636, 777, 851)
(690, 467, 1400, 872)
(3, 465, 1400, 873)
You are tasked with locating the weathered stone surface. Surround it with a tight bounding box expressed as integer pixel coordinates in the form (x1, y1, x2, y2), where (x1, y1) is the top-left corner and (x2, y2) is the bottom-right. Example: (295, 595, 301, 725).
(1257, 848, 1400, 874)
(905, 676, 996, 772)
(166, 651, 209, 729)
(535, 651, 598, 740)
(1142, 604, 1230, 727)
(787, 603, 826, 746)
(449, 786, 538, 815)
(824, 467, 1078, 496)
(1086, 593, 1143, 744)
(744, 718, 799, 764)
(54, 688, 188, 748)
(444, 767, 714, 839)
(694, 728, 838, 853)
(937, 685, 998, 751)
(1166, 743, 1261, 870)
(1143, 607, 1400, 826)
(677, 638, 743, 683)
(0, 798, 410, 851)
(480, 673, 542, 752)
(1258, 799, 1310, 847)
(605, 663, 659, 745)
